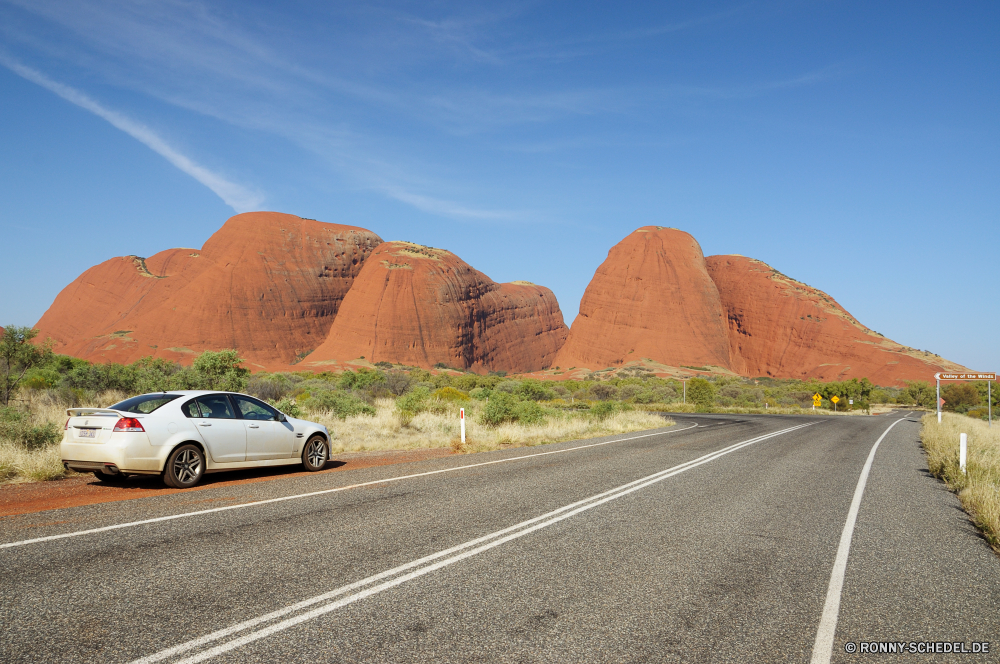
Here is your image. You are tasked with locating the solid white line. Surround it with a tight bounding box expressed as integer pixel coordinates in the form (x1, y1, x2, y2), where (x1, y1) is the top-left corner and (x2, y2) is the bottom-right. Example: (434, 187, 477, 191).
(131, 422, 817, 664)
(1, 423, 698, 550)
(809, 418, 906, 664)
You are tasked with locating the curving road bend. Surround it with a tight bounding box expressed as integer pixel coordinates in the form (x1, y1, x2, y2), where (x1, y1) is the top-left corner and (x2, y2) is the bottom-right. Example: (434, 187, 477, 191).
(1, 412, 997, 662)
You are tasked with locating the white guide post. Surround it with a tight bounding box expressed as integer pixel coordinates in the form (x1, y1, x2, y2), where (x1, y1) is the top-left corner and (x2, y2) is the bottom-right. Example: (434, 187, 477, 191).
(960, 433, 967, 475)
(936, 373, 941, 423)
(460, 408, 466, 444)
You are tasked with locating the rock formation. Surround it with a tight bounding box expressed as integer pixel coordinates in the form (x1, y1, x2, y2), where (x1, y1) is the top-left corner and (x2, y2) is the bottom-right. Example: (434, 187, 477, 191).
(34, 212, 382, 369)
(302, 242, 568, 373)
(705, 255, 966, 384)
(553, 227, 732, 371)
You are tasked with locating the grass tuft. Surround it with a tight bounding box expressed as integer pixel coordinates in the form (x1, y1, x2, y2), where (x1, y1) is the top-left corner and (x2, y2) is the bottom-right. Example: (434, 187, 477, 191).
(921, 413, 1000, 552)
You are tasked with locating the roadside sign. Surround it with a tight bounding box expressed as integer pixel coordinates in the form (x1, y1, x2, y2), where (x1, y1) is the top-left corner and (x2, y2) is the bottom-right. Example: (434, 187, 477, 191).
(937, 373, 996, 381)
(849, 399, 853, 405)
(939, 398, 945, 407)
(831, 396, 840, 404)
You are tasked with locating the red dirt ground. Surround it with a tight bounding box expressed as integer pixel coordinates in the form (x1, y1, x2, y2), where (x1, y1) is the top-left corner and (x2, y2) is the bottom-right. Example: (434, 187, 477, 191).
(0, 448, 455, 518)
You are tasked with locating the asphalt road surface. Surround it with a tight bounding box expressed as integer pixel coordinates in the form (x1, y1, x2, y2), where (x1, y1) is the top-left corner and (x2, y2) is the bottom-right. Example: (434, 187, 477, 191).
(2, 412, 998, 663)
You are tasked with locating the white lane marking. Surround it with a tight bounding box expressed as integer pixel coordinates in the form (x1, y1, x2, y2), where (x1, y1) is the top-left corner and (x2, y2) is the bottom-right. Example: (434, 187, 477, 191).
(809, 418, 906, 664)
(131, 422, 818, 664)
(1, 423, 698, 550)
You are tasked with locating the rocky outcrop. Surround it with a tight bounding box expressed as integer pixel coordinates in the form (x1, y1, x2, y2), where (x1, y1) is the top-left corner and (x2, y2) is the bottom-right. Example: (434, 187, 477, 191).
(302, 242, 568, 373)
(553, 227, 732, 371)
(34, 212, 382, 369)
(705, 255, 967, 384)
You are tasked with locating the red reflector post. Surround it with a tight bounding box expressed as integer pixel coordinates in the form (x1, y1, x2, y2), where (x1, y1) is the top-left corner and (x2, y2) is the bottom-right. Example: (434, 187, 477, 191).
(113, 417, 145, 432)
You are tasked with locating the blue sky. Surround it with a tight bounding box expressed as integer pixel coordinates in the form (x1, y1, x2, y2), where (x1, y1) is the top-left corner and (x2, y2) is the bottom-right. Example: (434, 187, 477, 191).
(1, 1, 997, 374)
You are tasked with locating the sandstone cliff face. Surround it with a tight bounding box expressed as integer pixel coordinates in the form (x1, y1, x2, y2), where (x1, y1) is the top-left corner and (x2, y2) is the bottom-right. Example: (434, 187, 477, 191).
(705, 255, 966, 384)
(303, 242, 568, 373)
(35, 212, 382, 369)
(553, 227, 732, 371)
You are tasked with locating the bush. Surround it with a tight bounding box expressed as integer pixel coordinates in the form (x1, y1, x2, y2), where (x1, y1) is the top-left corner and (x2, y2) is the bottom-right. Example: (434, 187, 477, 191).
(480, 392, 520, 427)
(590, 383, 619, 400)
(303, 390, 375, 419)
(517, 380, 556, 402)
(193, 350, 249, 392)
(494, 380, 520, 394)
(469, 387, 490, 400)
(590, 401, 633, 420)
(513, 400, 546, 425)
(687, 378, 715, 407)
(338, 368, 386, 391)
(248, 373, 294, 402)
(0, 407, 60, 450)
(272, 397, 301, 418)
(396, 387, 431, 425)
(433, 387, 469, 403)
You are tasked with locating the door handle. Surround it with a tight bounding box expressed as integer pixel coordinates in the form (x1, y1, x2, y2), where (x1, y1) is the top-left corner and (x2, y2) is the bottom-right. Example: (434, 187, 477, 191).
(248, 424, 260, 429)
(199, 423, 212, 427)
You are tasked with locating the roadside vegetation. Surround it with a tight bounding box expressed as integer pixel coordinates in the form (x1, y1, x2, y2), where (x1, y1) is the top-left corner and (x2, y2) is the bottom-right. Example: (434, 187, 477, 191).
(5, 324, 993, 485)
(921, 413, 1000, 552)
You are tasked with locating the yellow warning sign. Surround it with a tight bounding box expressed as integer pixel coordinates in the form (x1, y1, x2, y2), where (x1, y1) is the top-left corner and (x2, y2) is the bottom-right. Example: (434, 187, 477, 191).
(831, 396, 840, 404)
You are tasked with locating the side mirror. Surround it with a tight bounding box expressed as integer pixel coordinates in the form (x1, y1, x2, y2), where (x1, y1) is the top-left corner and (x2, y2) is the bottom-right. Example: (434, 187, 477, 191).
(277, 413, 287, 422)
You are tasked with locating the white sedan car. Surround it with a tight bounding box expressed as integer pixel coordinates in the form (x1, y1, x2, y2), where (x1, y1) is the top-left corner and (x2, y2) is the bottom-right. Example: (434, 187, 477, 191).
(60, 391, 331, 488)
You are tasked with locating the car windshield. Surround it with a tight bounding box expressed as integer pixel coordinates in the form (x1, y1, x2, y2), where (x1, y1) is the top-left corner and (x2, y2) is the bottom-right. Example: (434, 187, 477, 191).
(110, 394, 181, 414)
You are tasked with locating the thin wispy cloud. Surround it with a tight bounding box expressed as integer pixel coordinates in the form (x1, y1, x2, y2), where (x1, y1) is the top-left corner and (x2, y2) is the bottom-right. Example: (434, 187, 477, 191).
(0, 55, 263, 212)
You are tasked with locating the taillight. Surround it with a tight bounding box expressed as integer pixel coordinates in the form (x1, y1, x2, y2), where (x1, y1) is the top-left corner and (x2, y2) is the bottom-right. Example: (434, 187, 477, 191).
(113, 417, 145, 432)
(64, 418, 69, 430)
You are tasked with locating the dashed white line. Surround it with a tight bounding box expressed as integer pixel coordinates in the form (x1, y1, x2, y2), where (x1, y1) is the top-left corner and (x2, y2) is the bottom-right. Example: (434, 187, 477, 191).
(1, 423, 698, 550)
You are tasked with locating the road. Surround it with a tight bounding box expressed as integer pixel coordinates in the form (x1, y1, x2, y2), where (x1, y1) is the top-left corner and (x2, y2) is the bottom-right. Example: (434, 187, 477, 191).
(1, 412, 998, 662)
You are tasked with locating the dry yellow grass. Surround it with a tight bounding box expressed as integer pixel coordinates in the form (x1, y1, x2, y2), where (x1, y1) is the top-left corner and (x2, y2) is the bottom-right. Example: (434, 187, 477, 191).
(0, 390, 125, 484)
(2, 393, 671, 484)
(921, 412, 1000, 552)
(315, 399, 672, 454)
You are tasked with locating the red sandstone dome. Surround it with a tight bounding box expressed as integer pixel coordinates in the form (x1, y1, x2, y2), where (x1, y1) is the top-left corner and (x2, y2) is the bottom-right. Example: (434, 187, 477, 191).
(302, 242, 568, 373)
(705, 255, 967, 385)
(553, 227, 732, 371)
(34, 212, 382, 369)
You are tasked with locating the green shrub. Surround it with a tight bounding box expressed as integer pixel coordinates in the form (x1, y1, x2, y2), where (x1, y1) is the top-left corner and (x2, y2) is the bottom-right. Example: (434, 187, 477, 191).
(433, 387, 469, 403)
(590, 401, 633, 420)
(517, 380, 556, 402)
(469, 387, 490, 400)
(480, 392, 520, 426)
(304, 390, 375, 419)
(396, 387, 431, 425)
(272, 397, 301, 418)
(0, 407, 61, 450)
(687, 378, 715, 407)
(513, 400, 546, 425)
(193, 350, 249, 392)
(338, 368, 386, 391)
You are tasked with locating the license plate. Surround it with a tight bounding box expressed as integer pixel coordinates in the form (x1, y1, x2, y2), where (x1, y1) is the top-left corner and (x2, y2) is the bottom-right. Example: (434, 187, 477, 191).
(78, 429, 97, 438)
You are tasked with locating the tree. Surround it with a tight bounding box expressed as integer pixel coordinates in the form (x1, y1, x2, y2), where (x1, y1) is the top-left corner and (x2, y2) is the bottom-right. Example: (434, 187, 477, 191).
(0, 326, 52, 405)
(941, 383, 981, 413)
(192, 350, 249, 392)
(901, 381, 935, 409)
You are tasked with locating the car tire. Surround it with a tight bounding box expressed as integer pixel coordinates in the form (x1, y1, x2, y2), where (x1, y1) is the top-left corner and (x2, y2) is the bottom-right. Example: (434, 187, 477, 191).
(301, 435, 328, 472)
(92, 470, 128, 484)
(163, 444, 205, 488)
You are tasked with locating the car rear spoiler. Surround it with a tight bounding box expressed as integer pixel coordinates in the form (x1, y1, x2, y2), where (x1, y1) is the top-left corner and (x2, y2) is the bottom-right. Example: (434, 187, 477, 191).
(66, 408, 124, 417)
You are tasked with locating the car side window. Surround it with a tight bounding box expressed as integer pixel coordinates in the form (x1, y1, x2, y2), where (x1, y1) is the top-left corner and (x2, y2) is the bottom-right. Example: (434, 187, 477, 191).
(181, 399, 202, 418)
(195, 395, 236, 419)
(233, 395, 279, 421)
